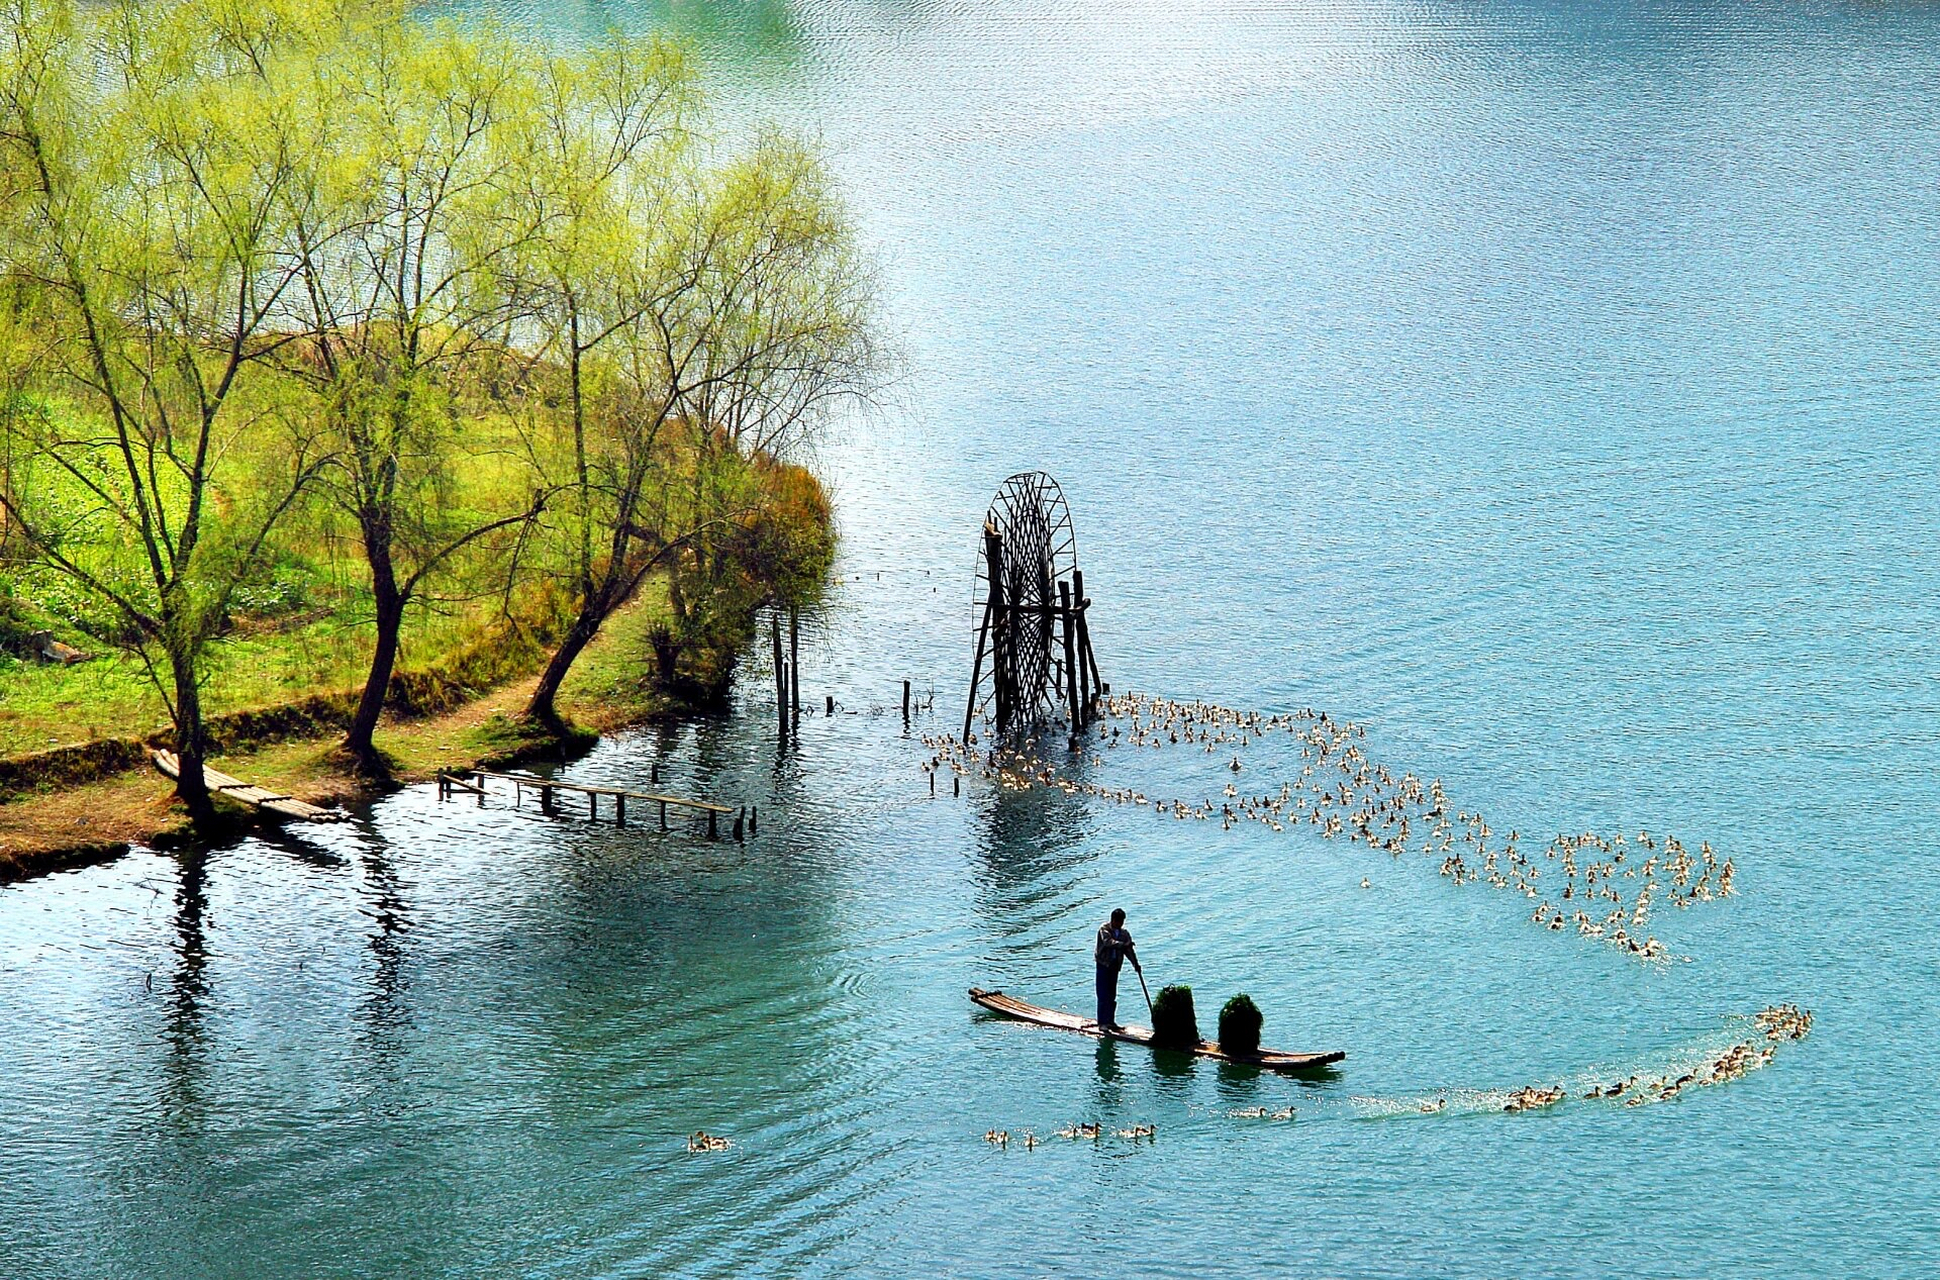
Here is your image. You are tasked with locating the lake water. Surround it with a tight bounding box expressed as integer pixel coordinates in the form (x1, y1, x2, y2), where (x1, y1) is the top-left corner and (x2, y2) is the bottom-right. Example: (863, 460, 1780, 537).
(7, 2, 1940, 1275)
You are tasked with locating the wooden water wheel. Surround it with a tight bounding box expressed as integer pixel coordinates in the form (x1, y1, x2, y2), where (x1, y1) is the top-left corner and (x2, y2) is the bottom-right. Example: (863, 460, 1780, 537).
(963, 472, 1102, 744)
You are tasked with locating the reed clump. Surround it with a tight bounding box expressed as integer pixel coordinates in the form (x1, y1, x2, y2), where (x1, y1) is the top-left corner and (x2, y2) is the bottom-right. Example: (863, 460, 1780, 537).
(1150, 984, 1200, 1047)
(1218, 993, 1262, 1056)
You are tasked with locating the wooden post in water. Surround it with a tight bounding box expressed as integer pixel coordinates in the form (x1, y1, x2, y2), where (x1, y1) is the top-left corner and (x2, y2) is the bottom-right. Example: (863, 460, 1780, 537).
(1072, 568, 1098, 721)
(750, 806, 758, 836)
(789, 605, 801, 734)
(616, 794, 626, 826)
(986, 526, 1012, 737)
(963, 597, 995, 743)
(903, 679, 911, 724)
(708, 808, 719, 841)
(659, 799, 668, 830)
(1059, 580, 1082, 747)
(733, 807, 745, 842)
(772, 609, 788, 744)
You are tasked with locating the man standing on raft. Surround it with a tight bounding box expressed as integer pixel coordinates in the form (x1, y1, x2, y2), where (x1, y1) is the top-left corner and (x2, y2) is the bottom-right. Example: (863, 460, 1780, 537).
(1094, 908, 1139, 1031)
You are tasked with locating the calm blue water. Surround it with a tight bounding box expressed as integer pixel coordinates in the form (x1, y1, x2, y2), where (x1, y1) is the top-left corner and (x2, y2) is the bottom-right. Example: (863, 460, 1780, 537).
(7, 2, 1940, 1275)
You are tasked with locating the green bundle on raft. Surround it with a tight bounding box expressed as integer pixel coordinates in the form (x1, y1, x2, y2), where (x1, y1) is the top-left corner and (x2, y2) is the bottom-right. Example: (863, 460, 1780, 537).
(1150, 985, 1200, 1047)
(1218, 993, 1263, 1056)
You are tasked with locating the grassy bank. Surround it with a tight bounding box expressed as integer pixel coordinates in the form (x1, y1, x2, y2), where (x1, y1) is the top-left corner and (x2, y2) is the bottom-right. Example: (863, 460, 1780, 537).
(0, 420, 835, 880)
(0, 577, 696, 879)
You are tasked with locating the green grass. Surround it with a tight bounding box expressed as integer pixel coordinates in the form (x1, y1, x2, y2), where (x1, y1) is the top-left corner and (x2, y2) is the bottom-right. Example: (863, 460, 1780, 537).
(0, 386, 564, 758)
(553, 575, 676, 718)
(0, 596, 538, 758)
(2, 376, 822, 769)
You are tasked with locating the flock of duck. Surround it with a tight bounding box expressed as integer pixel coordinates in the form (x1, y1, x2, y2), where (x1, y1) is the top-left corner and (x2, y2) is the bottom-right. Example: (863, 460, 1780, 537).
(1368, 1003, 1814, 1117)
(966, 1005, 1813, 1146)
(694, 1005, 1814, 1152)
(984, 1122, 1157, 1149)
(1576, 1002, 1811, 1109)
(923, 692, 1737, 963)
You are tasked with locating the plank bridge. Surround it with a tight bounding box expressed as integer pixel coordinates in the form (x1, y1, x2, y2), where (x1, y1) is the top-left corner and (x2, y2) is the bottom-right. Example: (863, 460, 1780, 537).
(153, 750, 346, 823)
(441, 768, 752, 841)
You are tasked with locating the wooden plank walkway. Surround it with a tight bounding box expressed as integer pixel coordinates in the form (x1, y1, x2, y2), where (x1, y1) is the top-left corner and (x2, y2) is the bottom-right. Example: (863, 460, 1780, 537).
(153, 750, 346, 823)
(446, 768, 749, 840)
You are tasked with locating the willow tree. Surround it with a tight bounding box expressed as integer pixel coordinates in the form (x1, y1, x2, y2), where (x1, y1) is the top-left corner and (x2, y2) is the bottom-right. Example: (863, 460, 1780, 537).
(517, 122, 878, 727)
(0, 0, 331, 821)
(500, 34, 699, 728)
(656, 135, 878, 650)
(276, 14, 555, 769)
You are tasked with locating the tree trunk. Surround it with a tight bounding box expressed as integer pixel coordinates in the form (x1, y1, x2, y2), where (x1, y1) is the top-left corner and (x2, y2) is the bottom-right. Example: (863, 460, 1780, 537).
(527, 603, 603, 731)
(343, 552, 404, 767)
(169, 647, 215, 827)
(343, 504, 405, 766)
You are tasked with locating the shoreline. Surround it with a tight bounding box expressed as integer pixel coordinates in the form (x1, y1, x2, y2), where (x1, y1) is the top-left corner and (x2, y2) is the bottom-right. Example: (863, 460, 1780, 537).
(0, 592, 732, 884)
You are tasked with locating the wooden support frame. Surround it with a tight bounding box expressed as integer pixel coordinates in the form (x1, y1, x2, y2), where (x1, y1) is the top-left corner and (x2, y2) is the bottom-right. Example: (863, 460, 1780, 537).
(1072, 568, 1099, 712)
(1059, 579, 1083, 746)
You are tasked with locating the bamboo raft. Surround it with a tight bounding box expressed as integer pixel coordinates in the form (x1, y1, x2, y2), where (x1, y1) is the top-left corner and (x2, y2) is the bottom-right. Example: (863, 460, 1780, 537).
(152, 750, 345, 823)
(969, 988, 1345, 1071)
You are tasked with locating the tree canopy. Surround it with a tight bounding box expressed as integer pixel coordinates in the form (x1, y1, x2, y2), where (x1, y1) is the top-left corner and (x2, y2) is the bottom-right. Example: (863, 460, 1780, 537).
(0, 0, 877, 813)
